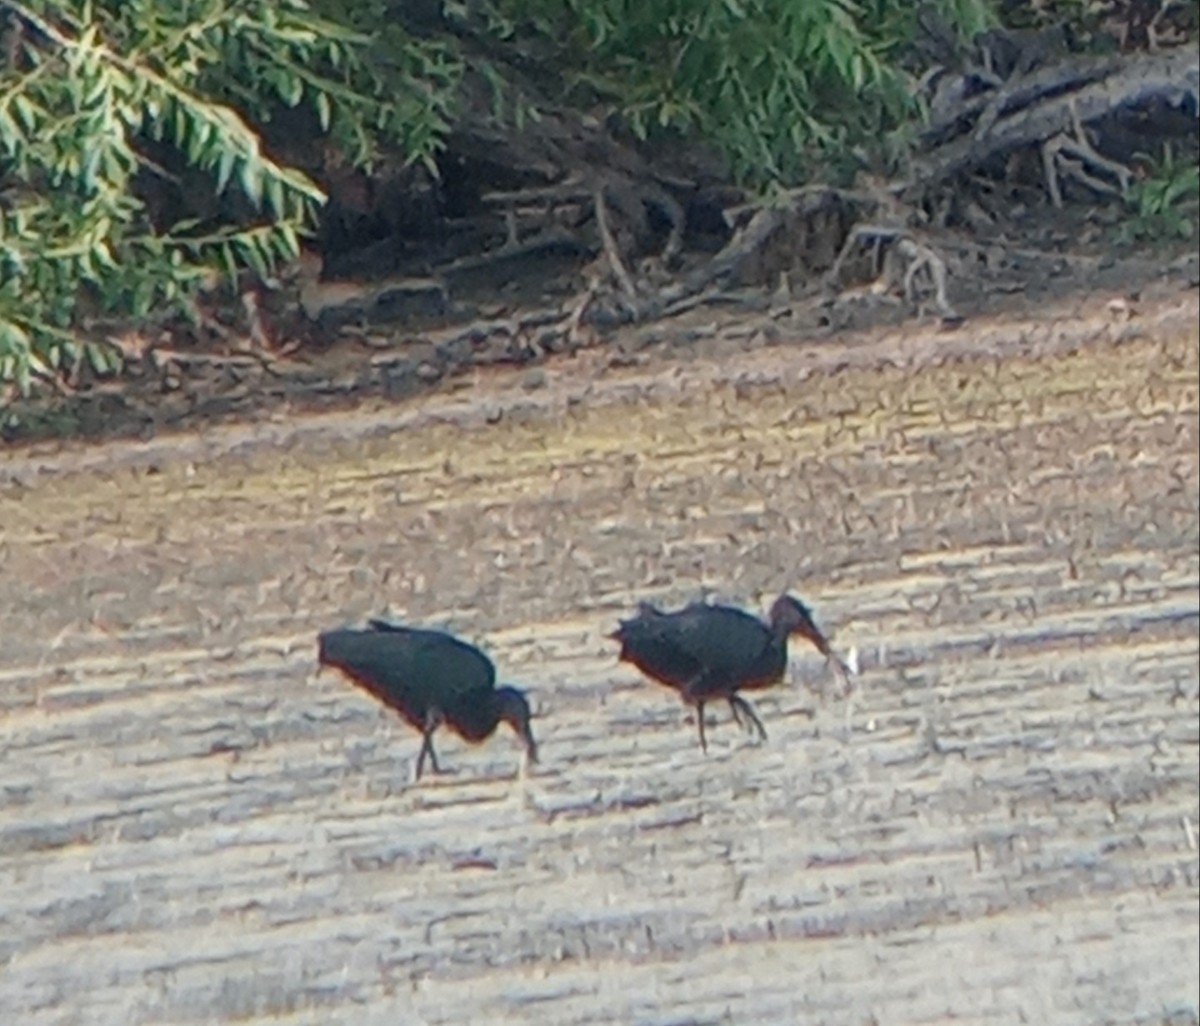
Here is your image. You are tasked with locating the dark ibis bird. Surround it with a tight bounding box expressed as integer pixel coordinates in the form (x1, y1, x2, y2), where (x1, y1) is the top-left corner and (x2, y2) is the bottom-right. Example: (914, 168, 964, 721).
(610, 593, 849, 751)
(317, 619, 537, 780)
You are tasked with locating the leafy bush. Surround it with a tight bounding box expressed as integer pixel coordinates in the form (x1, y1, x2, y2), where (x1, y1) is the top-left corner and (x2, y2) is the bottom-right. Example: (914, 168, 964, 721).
(0, 0, 460, 394)
(1121, 144, 1200, 243)
(0, 0, 1001, 396)
(488, 0, 993, 183)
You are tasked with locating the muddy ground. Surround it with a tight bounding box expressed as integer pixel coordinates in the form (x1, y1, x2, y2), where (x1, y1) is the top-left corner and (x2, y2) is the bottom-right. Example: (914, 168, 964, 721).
(3, 204, 1197, 450)
(1, 281, 1198, 1024)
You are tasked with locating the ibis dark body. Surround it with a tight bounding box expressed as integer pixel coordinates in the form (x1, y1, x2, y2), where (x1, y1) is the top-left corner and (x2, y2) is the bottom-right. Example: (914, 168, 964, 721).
(610, 593, 842, 751)
(317, 619, 537, 779)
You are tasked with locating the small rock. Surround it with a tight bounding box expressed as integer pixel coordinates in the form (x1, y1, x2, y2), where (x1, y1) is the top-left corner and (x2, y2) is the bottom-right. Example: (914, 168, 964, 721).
(1106, 297, 1135, 322)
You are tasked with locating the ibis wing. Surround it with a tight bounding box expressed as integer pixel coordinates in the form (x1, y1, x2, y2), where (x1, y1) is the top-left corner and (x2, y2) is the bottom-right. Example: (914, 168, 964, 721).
(362, 623, 497, 693)
(666, 606, 775, 686)
(616, 615, 707, 691)
(318, 629, 432, 724)
(367, 618, 405, 633)
(318, 626, 496, 725)
(618, 601, 777, 693)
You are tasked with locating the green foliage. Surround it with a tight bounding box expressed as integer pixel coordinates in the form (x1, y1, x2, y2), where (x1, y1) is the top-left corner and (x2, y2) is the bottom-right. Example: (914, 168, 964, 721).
(489, 0, 993, 185)
(19, 0, 1184, 407)
(1120, 145, 1200, 244)
(0, 0, 460, 395)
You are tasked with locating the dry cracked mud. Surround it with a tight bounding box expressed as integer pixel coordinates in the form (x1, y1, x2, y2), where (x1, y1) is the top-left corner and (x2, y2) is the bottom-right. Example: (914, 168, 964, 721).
(1, 293, 1198, 1026)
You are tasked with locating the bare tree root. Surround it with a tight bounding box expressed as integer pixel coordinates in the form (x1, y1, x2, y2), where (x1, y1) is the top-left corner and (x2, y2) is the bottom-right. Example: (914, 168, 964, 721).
(1041, 104, 1137, 207)
(910, 47, 1198, 199)
(592, 185, 640, 307)
(826, 225, 961, 324)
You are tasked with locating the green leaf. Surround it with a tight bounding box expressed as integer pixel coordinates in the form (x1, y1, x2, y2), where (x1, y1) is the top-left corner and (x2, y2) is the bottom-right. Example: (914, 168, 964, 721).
(215, 148, 237, 194)
(238, 155, 264, 208)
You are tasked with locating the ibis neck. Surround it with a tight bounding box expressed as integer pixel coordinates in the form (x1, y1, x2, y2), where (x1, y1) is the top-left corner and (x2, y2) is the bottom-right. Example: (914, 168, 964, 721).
(765, 626, 791, 668)
(768, 618, 792, 646)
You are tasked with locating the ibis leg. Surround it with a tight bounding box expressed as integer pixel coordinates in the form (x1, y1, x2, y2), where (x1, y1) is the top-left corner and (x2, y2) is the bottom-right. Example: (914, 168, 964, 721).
(415, 710, 444, 780)
(696, 700, 708, 753)
(415, 732, 442, 780)
(727, 697, 761, 735)
(728, 699, 745, 730)
(729, 695, 767, 742)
